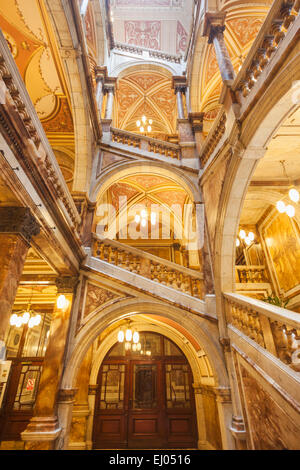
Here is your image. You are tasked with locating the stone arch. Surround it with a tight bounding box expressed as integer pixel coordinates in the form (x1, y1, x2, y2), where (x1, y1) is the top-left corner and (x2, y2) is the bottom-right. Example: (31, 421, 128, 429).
(90, 160, 201, 204)
(61, 298, 228, 391)
(45, 0, 93, 193)
(82, 317, 219, 449)
(214, 52, 300, 302)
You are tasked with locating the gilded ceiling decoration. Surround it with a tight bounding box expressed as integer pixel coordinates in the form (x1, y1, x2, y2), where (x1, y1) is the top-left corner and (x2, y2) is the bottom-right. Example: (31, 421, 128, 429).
(0, 0, 75, 187)
(115, 70, 177, 138)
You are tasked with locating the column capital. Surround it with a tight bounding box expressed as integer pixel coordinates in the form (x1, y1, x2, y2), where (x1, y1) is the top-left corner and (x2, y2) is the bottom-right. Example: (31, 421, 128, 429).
(0, 207, 40, 244)
(188, 112, 204, 132)
(103, 76, 117, 95)
(172, 75, 187, 94)
(95, 65, 108, 84)
(203, 12, 227, 43)
(214, 386, 232, 403)
(219, 336, 231, 353)
(55, 276, 79, 294)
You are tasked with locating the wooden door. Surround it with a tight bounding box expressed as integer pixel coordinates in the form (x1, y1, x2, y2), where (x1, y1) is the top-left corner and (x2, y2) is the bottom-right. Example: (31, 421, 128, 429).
(127, 361, 166, 448)
(92, 333, 198, 449)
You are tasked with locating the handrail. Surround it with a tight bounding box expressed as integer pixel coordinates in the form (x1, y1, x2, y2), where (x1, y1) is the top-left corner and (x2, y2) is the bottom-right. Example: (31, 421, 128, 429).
(92, 234, 204, 299)
(232, 0, 300, 98)
(110, 127, 181, 160)
(0, 31, 81, 230)
(224, 292, 300, 371)
(113, 41, 182, 64)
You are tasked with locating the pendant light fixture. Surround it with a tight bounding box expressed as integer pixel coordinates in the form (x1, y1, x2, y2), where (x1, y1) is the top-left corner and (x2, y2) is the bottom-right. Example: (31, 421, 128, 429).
(136, 96, 152, 134)
(117, 321, 141, 352)
(10, 287, 41, 329)
(236, 229, 255, 247)
(276, 160, 298, 218)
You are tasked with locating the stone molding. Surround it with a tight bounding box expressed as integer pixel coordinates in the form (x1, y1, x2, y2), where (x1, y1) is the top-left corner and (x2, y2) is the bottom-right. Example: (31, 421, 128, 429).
(0, 207, 40, 243)
(55, 276, 79, 294)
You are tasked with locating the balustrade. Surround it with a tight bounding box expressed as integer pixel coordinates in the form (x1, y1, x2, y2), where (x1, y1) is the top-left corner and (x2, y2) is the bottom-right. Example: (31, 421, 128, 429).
(93, 236, 203, 299)
(233, 0, 300, 99)
(224, 293, 300, 371)
(235, 265, 268, 283)
(111, 128, 181, 160)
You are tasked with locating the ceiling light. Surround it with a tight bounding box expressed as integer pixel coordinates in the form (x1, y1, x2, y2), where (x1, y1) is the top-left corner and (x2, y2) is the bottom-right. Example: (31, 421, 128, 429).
(289, 188, 299, 203)
(276, 200, 286, 213)
(286, 204, 295, 217)
(239, 229, 246, 239)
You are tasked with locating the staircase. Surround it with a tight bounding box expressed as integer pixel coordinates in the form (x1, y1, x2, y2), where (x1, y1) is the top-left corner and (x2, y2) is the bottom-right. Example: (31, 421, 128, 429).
(82, 235, 214, 319)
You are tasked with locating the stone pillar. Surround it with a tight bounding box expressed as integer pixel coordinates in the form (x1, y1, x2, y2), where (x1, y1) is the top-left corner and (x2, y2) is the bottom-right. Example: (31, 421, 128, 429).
(203, 12, 235, 83)
(189, 112, 205, 155)
(172, 76, 197, 162)
(95, 66, 107, 120)
(0, 207, 40, 356)
(104, 84, 115, 120)
(193, 383, 209, 449)
(214, 386, 236, 449)
(219, 338, 248, 449)
(67, 346, 93, 450)
(21, 276, 78, 450)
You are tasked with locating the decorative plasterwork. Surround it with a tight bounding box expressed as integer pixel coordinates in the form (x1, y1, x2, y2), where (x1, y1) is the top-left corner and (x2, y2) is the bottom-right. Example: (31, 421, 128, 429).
(115, 70, 177, 138)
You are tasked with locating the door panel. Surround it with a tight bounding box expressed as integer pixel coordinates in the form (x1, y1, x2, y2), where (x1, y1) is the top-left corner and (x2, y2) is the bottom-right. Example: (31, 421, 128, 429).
(92, 333, 198, 449)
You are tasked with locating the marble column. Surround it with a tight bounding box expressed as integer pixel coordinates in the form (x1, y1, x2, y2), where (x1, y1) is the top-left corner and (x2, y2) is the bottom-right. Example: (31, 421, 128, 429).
(214, 386, 236, 449)
(175, 86, 185, 119)
(21, 276, 78, 450)
(172, 77, 197, 161)
(104, 85, 115, 120)
(203, 12, 235, 84)
(193, 383, 209, 449)
(0, 207, 40, 357)
(95, 66, 107, 121)
(189, 112, 205, 155)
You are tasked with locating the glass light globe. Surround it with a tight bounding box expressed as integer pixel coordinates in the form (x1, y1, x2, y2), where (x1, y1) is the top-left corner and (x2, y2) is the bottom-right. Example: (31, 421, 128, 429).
(147, 125, 151, 132)
(125, 328, 132, 342)
(142, 115, 146, 123)
(149, 119, 153, 125)
(239, 229, 246, 239)
(125, 341, 131, 351)
(28, 317, 35, 328)
(141, 209, 147, 218)
(10, 314, 18, 326)
(289, 188, 299, 203)
(236, 238, 240, 247)
(286, 204, 295, 217)
(244, 236, 251, 246)
(15, 316, 23, 328)
(22, 311, 30, 324)
(118, 330, 124, 343)
(135, 214, 141, 224)
(57, 294, 69, 310)
(34, 314, 41, 326)
(141, 218, 147, 227)
(140, 126, 144, 133)
(248, 232, 255, 241)
(133, 331, 139, 344)
(276, 200, 286, 213)
(137, 342, 141, 351)
(136, 120, 141, 128)
(132, 343, 137, 352)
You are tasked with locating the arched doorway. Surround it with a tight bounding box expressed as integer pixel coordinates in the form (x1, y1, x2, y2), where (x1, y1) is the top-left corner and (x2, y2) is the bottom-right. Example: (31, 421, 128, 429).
(92, 331, 198, 449)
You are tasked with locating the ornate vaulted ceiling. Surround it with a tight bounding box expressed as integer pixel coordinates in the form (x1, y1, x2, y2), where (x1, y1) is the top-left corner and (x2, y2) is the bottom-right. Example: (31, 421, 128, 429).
(114, 68, 177, 140)
(94, 173, 191, 238)
(0, 0, 75, 188)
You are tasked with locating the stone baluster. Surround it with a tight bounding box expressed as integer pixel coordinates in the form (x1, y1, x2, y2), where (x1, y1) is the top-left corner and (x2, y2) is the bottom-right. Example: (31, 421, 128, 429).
(270, 321, 289, 363)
